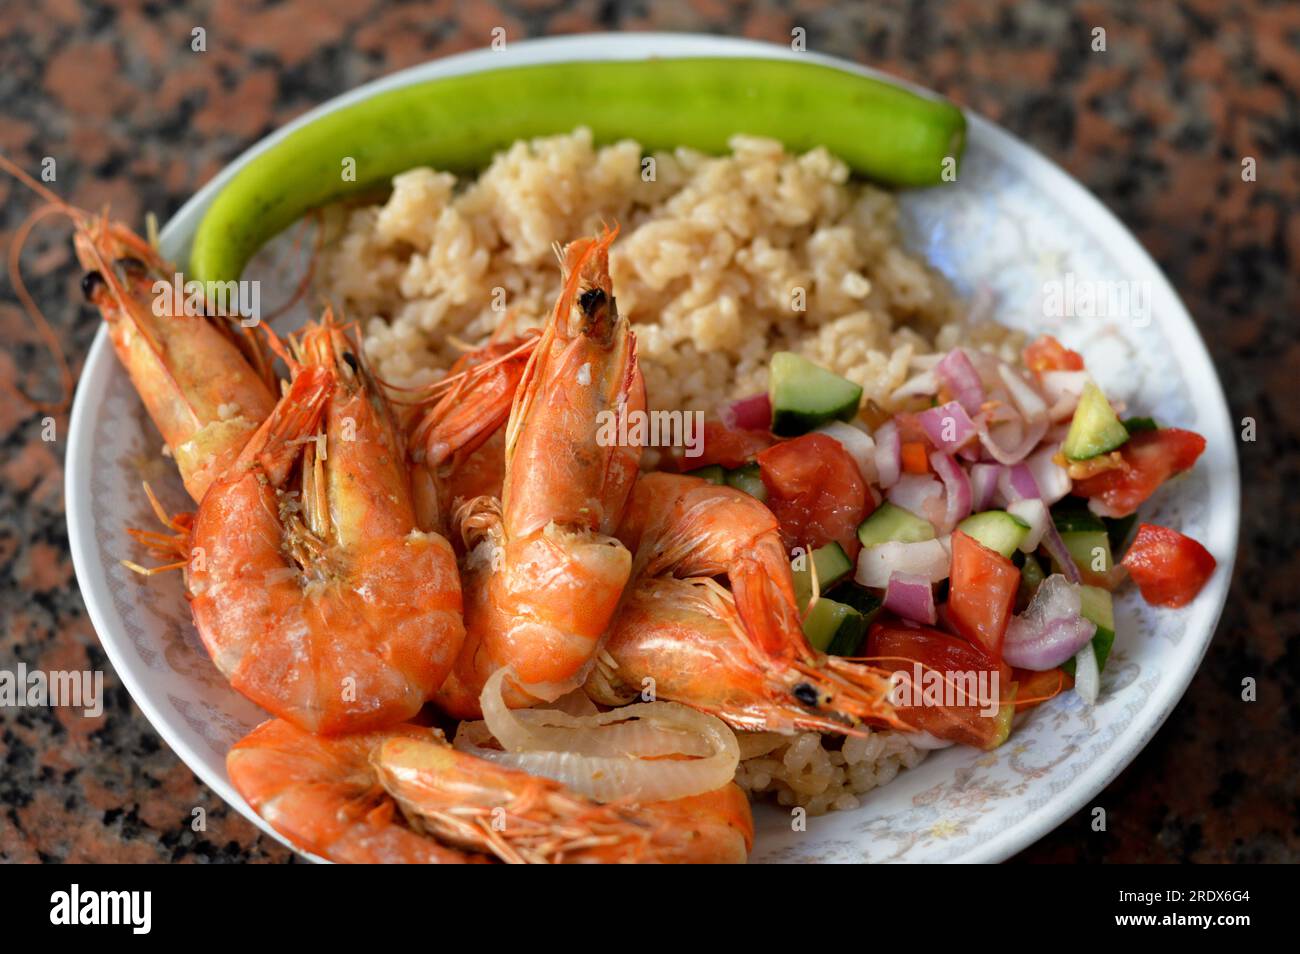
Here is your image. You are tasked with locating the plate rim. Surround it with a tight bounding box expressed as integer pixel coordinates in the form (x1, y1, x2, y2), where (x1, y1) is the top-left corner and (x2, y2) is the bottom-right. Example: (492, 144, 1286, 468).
(65, 31, 1240, 864)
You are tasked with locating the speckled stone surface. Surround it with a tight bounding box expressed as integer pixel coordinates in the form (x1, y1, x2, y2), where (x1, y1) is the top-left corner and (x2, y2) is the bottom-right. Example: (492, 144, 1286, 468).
(1, 0, 1295, 864)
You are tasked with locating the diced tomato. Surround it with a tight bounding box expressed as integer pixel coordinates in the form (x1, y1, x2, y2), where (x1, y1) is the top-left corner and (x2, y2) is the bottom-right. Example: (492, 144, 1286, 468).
(1121, 523, 1216, 608)
(900, 441, 931, 474)
(670, 420, 773, 471)
(946, 530, 1020, 661)
(1023, 334, 1085, 373)
(1011, 667, 1073, 713)
(756, 433, 869, 552)
(1073, 428, 1206, 517)
(866, 622, 1015, 750)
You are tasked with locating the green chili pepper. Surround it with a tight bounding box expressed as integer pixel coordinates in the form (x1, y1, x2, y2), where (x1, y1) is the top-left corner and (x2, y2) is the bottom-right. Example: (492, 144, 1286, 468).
(190, 58, 966, 284)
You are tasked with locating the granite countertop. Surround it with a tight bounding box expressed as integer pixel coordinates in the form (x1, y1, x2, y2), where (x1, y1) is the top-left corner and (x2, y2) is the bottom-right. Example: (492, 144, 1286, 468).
(1, 0, 1295, 863)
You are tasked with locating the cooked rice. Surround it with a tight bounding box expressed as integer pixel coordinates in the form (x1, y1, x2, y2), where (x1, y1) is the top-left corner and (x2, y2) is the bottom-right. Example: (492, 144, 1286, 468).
(319, 127, 1020, 413)
(734, 730, 927, 817)
(317, 128, 1015, 812)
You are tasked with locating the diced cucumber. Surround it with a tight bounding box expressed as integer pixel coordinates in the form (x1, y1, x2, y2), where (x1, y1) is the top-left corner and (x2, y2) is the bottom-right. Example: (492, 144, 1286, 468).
(802, 597, 865, 655)
(956, 510, 1030, 558)
(1018, 552, 1046, 606)
(1122, 416, 1158, 434)
(1053, 529, 1113, 580)
(1078, 584, 1115, 632)
(1088, 627, 1116, 672)
(984, 684, 1018, 751)
(685, 464, 727, 485)
(1051, 499, 1106, 534)
(724, 462, 767, 502)
(792, 542, 853, 612)
(1062, 380, 1129, 461)
(769, 351, 863, 436)
(857, 502, 935, 548)
(1063, 585, 1116, 675)
(834, 587, 883, 628)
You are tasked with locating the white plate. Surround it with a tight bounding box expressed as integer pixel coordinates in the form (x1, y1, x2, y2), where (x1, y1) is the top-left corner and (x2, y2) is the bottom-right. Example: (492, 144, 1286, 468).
(66, 33, 1239, 864)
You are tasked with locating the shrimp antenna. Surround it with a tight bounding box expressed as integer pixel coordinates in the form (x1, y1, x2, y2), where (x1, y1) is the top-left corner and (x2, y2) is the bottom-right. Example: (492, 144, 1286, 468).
(0, 152, 186, 420)
(261, 210, 325, 324)
(0, 152, 83, 414)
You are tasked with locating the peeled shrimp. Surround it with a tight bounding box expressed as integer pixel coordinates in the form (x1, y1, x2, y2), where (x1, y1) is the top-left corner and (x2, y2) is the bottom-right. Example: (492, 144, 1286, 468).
(434, 228, 645, 717)
(588, 472, 908, 735)
(229, 718, 753, 864)
(188, 317, 465, 734)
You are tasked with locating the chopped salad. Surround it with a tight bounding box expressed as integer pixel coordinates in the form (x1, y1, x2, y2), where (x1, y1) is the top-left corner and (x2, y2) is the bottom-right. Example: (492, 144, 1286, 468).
(674, 336, 1216, 750)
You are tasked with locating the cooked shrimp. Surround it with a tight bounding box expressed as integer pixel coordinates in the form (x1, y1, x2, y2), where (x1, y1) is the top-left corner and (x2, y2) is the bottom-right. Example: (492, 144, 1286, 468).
(404, 332, 539, 534)
(588, 472, 908, 735)
(433, 227, 645, 718)
(188, 317, 465, 734)
(229, 719, 752, 864)
(0, 156, 277, 502)
(407, 331, 540, 473)
(376, 734, 752, 864)
(227, 719, 478, 864)
(76, 231, 278, 504)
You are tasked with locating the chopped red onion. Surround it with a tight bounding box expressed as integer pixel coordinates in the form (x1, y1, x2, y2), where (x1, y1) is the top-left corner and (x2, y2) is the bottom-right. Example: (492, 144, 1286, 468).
(721, 393, 772, 431)
(1007, 498, 1049, 552)
(969, 462, 1000, 511)
(998, 462, 1040, 503)
(929, 451, 972, 534)
(935, 348, 986, 416)
(976, 362, 1051, 465)
(977, 414, 1049, 466)
(1047, 422, 1072, 444)
(873, 420, 902, 489)
(998, 363, 1049, 421)
(887, 473, 945, 527)
(1025, 445, 1072, 505)
(890, 369, 939, 402)
(883, 571, 937, 625)
(1002, 575, 1098, 670)
(1041, 521, 1082, 584)
(816, 421, 876, 483)
(856, 539, 951, 588)
(1072, 642, 1100, 704)
(1039, 370, 1090, 422)
(917, 400, 977, 453)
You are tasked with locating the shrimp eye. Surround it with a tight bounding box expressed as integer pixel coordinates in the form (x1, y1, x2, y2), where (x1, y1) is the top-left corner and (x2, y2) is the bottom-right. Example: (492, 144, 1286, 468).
(578, 286, 606, 316)
(80, 270, 107, 301)
(342, 351, 360, 373)
(792, 683, 821, 707)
